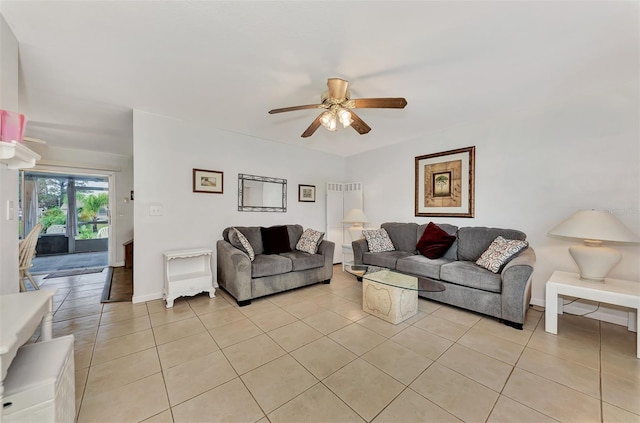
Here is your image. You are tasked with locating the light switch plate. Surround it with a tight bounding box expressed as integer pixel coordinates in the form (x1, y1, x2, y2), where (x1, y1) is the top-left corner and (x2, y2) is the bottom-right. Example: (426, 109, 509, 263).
(6, 200, 14, 220)
(149, 204, 163, 216)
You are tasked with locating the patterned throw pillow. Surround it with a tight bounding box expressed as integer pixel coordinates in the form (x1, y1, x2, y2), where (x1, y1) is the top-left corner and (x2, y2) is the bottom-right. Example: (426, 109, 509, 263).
(229, 227, 255, 261)
(476, 236, 528, 273)
(363, 228, 395, 253)
(296, 228, 325, 254)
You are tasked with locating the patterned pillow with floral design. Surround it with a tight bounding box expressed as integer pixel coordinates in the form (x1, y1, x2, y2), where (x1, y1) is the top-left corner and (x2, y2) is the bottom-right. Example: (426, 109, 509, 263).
(229, 227, 255, 261)
(296, 228, 324, 254)
(476, 236, 528, 273)
(363, 228, 396, 253)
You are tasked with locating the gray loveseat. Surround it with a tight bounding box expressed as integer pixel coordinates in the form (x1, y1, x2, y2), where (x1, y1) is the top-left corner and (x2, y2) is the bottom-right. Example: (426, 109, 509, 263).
(217, 225, 335, 306)
(352, 222, 536, 329)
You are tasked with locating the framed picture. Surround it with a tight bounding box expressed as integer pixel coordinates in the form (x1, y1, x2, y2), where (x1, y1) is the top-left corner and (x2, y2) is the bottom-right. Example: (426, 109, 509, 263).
(193, 168, 224, 194)
(415, 146, 475, 217)
(298, 184, 316, 202)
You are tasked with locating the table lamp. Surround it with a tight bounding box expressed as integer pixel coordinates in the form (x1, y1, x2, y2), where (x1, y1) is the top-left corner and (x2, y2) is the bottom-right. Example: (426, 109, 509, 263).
(343, 208, 370, 241)
(548, 209, 639, 282)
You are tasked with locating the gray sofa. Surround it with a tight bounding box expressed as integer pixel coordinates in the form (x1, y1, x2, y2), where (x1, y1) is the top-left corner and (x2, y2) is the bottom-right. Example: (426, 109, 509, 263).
(217, 225, 335, 306)
(352, 222, 536, 329)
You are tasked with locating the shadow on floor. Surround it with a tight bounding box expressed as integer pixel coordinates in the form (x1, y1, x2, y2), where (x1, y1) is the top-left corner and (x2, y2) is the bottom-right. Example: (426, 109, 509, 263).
(31, 251, 108, 274)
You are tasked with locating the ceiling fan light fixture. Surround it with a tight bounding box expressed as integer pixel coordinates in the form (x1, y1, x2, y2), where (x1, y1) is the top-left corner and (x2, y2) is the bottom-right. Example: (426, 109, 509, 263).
(320, 111, 337, 131)
(337, 108, 353, 128)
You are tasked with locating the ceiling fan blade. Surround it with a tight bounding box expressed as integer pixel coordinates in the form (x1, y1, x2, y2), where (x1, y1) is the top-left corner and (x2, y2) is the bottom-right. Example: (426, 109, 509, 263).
(352, 98, 407, 109)
(327, 78, 349, 99)
(349, 111, 371, 135)
(301, 114, 323, 138)
(269, 104, 324, 114)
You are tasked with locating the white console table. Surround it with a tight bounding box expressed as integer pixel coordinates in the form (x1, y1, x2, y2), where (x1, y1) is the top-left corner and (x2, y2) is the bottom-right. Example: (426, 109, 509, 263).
(545, 270, 640, 358)
(163, 248, 215, 308)
(342, 244, 354, 271)
(0, 289, 57, 422)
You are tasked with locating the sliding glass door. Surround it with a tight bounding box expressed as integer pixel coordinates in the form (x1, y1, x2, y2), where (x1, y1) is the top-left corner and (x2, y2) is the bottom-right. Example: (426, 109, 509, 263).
(20, 171, 110, 255)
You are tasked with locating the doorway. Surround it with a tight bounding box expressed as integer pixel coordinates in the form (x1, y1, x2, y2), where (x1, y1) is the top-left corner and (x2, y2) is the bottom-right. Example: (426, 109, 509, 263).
(20, 170, 112, 273)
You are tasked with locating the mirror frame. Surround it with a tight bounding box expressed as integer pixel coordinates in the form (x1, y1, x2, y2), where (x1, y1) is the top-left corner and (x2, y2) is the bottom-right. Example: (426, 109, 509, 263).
(238, 173, 287, 212)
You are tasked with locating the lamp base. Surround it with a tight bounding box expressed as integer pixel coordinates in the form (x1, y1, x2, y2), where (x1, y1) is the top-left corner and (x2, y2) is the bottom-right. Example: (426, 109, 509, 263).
(568, 243, 621, 282)
(348, 226, 364, 242)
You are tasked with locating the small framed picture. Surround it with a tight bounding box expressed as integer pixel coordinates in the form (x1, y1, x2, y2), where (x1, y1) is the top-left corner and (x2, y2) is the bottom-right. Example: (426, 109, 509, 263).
(193, 168, 224, 194)
(298, 184, 316, 202)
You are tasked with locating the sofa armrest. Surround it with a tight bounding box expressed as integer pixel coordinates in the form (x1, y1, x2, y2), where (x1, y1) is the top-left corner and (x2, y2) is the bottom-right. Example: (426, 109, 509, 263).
(317, 239, 336, 279)
(216, 240, 252, 302)
(352, 238, 369, 265)
(500, 247, 536, 325)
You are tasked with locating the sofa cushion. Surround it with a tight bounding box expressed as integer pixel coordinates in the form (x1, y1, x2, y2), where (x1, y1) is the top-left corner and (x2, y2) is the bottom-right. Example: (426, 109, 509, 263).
(416, 222, 457, 259)
(363, 228, 395, 253)
(224, 226, 264, 255)
(363, 251, 414, 269)
(229, 227, 255, 261)
(396, 255, 453, 279)
(286, 224, 304, 251)
(457, 227, 526, 261)
(261, 225, 292, 255)
(417, 223, 458, 260)
(280, 251, 324, 271)
(382, 222, 419, 252)
(476, 236, 529, 273)
(296, 228, 324, 254)
(251, 254, 293, 278)
(440, 261, 502, 293)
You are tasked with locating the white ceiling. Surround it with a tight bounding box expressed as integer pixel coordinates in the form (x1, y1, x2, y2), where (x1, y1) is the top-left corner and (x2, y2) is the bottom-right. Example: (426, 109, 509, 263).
(1, 1, 637, 157)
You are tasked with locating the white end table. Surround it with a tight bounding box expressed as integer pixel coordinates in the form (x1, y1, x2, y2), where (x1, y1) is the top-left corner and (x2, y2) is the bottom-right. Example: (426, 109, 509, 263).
(545, 270, 640, 358)
(163, 248, 215, 308)
(0, 289, 57, 423)
(342, 244, 354, 271)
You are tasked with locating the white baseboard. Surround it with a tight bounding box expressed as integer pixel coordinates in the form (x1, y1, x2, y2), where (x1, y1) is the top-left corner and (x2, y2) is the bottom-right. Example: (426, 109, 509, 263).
(132, 292, 163, 304)
(113, 260, 125, 267)
(530, 297, 631, 328)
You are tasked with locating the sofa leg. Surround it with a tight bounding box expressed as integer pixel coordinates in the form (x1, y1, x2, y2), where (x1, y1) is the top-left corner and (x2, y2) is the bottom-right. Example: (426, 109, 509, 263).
(503, 320, 523, 330)
(323, 279, 331, 284)
(237, 299, 251, 307)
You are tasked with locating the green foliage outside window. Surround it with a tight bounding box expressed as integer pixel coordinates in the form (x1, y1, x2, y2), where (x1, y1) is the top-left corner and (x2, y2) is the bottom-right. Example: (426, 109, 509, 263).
(40, 207, 66, 231)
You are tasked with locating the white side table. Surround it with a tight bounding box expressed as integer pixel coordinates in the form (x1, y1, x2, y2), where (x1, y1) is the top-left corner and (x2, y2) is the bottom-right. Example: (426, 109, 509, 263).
(342, 244, 354, 271)
(545, 270, 640, 358)
(0, 289, 57, 423)
(163, 248, 215, 308)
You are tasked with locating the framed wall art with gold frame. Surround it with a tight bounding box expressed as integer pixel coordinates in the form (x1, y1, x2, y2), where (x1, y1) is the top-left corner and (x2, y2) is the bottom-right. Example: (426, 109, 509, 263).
(415, 146, 475, 217)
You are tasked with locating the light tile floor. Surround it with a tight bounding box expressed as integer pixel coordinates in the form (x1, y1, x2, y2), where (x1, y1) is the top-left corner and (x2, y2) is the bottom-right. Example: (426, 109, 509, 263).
(28, 266, 640, 423)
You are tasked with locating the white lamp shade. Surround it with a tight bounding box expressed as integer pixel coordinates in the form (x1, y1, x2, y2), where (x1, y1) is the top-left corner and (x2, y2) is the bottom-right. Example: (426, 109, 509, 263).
(343, 208, 370, 224)
(548, 210, 639, 243)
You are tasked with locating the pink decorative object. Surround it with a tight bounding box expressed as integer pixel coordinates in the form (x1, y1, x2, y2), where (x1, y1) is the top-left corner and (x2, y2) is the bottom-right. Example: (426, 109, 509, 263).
(0, 109, 27, 142)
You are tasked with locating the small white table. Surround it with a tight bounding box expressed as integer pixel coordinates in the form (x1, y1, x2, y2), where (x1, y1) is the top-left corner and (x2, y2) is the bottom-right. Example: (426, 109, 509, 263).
(0, 289, 57, 422)
(545, 270, 640, 358)
(163, 248, 215, 308)
(342, 244, 354, 271)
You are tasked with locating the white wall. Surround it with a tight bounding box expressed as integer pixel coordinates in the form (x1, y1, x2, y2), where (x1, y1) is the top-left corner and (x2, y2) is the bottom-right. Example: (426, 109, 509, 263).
(132, 111, 345, 303)
(346, 75, 640, 324)
(29, 144, 134, 266)
(0, 14, 21, 294)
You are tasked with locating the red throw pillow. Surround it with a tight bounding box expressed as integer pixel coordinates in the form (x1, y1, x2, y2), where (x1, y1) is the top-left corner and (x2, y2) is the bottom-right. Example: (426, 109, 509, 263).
(417, 222, 456, 259)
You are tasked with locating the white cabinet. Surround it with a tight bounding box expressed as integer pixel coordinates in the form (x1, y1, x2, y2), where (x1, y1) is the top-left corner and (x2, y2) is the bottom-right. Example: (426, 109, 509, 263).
(163, 248, 215, 308)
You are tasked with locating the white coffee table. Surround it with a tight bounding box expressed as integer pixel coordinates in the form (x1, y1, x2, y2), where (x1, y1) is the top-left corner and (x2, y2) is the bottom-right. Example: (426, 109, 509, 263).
(545, 270, 640, 358)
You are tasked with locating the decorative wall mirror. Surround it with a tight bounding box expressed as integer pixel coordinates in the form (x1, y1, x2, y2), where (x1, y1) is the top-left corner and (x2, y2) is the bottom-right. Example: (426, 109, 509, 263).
(238, 174, 287, 212)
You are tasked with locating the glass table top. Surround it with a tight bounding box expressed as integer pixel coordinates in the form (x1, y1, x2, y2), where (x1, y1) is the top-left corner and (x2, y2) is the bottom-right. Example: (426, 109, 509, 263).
(344, 264, 445, 293)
